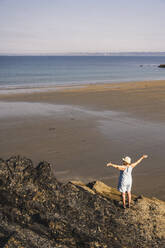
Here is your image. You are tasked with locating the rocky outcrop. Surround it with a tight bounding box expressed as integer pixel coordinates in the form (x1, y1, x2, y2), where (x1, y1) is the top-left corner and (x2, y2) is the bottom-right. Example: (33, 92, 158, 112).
(158, 64, 165, 68)
(0, 156, 165, 248)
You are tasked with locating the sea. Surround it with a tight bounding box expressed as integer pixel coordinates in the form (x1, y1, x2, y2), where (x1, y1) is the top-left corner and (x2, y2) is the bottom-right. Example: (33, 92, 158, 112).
(0, 56, 165, 91)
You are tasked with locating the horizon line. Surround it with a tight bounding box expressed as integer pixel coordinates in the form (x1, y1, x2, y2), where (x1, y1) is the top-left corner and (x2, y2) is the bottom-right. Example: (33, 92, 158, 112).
(1, 51, 165, 56)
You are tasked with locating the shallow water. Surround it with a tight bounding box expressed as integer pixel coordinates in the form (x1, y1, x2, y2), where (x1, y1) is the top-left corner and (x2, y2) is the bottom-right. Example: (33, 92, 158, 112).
(1, 101, 165, 165)
(0, 101, 120, 119)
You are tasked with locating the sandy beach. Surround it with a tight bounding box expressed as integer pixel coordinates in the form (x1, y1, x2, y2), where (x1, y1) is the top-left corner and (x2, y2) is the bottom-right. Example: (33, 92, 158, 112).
(0, 80, 165, 200)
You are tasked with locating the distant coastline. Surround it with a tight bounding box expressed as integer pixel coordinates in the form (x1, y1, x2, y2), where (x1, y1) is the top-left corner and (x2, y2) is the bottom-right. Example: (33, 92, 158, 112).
(1, 52, 165, 56)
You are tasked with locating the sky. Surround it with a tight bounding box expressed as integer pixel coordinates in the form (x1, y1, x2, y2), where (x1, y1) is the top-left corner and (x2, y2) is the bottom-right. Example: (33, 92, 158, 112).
(0, 0, 165, 54)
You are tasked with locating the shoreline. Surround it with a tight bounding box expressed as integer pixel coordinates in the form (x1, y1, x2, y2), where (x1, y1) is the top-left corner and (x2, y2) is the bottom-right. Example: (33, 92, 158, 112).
(0, 79, 165, 200)
(0, 78, 165, 95)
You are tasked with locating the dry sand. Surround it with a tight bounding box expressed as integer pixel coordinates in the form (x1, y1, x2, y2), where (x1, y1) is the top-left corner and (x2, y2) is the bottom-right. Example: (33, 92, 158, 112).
(0, 80, 165, 200)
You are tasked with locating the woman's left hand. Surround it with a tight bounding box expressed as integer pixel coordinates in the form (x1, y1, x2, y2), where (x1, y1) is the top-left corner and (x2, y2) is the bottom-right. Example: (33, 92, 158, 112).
(143, 155, 148, 159)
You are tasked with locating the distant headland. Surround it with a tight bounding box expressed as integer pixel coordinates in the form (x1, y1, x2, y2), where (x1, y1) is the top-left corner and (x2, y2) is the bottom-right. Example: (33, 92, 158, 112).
(1, 52, 165, 56)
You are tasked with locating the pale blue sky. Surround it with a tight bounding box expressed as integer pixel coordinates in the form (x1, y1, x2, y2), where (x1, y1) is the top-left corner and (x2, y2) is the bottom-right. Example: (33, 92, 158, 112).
(0, 0, 165, 54)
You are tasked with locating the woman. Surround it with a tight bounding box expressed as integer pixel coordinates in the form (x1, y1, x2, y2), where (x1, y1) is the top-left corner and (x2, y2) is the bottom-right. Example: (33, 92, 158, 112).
(106, 155, 148, 208)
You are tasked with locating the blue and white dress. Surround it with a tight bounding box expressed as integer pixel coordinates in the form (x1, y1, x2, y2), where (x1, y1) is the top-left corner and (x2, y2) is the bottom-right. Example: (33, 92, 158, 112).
(118, 166, 133, 193)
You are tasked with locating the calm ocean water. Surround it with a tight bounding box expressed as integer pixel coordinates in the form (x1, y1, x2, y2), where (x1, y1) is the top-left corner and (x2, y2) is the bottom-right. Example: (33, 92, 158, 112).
(0, 56, 165, 89)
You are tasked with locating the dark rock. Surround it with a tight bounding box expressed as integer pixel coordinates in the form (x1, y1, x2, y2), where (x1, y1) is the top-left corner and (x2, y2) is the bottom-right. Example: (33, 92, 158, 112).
(0, 156, 164, 248)
(158, 64, 165, 68)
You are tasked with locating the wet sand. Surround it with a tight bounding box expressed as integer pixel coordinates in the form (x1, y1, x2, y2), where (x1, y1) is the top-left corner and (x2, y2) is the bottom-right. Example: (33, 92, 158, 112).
(0, 80, 165, 200)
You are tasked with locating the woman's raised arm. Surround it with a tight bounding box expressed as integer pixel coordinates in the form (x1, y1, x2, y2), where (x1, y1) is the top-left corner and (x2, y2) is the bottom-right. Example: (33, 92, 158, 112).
(106, 162, 126, 170)
(131, 155, 148, 168)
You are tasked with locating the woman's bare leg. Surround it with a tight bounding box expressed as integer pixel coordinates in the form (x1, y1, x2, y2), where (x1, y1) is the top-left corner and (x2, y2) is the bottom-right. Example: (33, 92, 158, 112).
(122, 193, 126, 208)
(127, 191, 131, 207)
